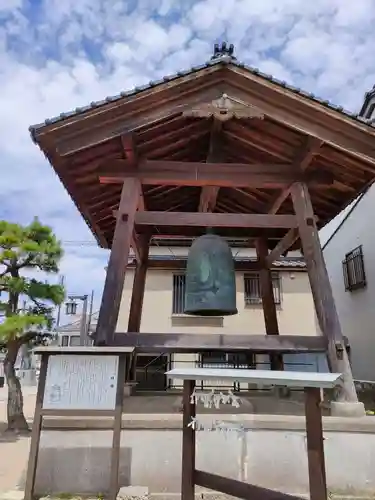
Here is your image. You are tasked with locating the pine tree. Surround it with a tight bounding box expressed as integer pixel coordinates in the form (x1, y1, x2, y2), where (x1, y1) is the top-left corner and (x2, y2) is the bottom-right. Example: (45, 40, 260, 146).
(0, 218, 64, 432)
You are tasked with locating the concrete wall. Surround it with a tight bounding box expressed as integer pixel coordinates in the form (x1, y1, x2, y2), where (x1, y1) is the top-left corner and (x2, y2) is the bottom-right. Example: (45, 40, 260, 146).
(116, 247, 318, 337)
(323, 189, 375, 381)
(31, 417, 375, 496)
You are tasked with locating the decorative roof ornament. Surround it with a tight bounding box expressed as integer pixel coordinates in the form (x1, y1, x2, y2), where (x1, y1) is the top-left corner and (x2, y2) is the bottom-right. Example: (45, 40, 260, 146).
(183, 93, 265, 122)
(211, 42, 236, 61)
(359, 84, 375, 119)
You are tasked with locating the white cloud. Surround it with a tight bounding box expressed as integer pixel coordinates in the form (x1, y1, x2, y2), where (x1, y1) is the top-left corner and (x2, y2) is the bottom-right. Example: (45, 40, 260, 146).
(0, 0, 375, 323)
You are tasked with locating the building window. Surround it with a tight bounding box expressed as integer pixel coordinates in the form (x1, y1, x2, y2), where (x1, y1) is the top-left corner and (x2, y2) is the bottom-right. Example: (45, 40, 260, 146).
(342, 245, 366, 291)
(172, 273, 186, 315)
(69, 335, 81, 347)
(244, 272, 281, 305)
(61, 335, 69, 347)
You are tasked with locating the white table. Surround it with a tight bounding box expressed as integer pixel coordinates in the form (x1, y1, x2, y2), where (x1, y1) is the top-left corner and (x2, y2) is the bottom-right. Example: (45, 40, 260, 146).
(166, 368, 343, 500)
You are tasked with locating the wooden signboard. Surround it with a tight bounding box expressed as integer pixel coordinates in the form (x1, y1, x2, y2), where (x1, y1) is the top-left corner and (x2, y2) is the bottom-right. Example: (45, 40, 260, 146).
(24, 346, 134, 500)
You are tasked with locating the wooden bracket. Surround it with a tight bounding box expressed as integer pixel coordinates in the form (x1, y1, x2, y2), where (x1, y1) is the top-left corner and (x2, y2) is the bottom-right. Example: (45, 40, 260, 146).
(335, 342, 344, 360)
(183, 93, 265, 122)
(120, 134, 138, 167)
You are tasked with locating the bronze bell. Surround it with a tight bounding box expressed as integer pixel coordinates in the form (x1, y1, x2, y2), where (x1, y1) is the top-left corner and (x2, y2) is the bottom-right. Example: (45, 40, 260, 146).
(184, 231, 238, 316)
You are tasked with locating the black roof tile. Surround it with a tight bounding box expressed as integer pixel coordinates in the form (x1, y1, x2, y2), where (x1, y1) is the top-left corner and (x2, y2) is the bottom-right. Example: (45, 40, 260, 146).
(29, 55, 375, 137)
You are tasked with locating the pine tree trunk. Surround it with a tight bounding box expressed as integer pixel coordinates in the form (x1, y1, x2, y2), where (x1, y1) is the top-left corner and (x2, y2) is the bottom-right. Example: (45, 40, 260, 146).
(4, 341, 30, 433)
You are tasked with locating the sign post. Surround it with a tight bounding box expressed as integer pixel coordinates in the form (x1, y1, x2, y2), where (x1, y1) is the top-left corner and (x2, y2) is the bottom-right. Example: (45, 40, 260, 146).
(24, 346, 134, 500)
(166, 367, 343, 500)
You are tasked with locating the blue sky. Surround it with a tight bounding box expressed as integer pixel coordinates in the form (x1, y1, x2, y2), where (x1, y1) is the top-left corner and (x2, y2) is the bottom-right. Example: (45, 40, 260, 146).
(0, 0, 374, 324)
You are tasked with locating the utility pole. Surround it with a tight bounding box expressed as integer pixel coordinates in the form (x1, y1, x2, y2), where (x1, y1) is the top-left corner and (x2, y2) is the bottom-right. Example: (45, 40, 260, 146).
(65, 290, 95, 346)
(55, 275, 65, 331)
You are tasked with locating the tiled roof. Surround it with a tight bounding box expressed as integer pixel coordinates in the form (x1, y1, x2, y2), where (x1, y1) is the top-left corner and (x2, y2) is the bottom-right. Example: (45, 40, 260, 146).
(28, 53, 375, 136)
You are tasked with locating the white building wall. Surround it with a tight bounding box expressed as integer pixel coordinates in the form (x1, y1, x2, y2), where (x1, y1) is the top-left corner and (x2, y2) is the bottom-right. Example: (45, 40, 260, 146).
(323, 188, 375, 381)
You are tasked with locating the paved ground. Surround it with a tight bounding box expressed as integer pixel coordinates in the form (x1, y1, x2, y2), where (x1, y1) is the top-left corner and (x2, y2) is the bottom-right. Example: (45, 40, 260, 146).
(0, 387, 35, 492)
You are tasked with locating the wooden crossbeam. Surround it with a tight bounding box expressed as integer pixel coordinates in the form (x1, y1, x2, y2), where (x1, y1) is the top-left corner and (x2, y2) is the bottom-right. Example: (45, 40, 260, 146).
(130, 231, 142, 262)
(127, 233, 150, 333)
(266, 228, 300, 265)
(195, 470, 303, 500)
(268, 187, 292, 214)
(111, 332, 328, 353)
(99, 159, 333, 188)
(267, 136, 323, 214)
(113, 210, 298, 228)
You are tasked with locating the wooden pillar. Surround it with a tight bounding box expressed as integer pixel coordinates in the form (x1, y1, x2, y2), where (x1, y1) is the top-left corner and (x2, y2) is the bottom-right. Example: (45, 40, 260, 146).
(127, 234, 150, 333)
(290, 181, 358, 403)
(95, 179, 141, 346)
(255, 237, 284, 371)
(304, 387, 327, 500)
(126, 234, 150, 382)
(181, 379, 196, 500)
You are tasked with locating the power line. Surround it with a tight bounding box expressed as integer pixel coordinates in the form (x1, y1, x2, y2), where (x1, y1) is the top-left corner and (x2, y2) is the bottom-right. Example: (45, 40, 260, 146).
(62, 240, 103, 247)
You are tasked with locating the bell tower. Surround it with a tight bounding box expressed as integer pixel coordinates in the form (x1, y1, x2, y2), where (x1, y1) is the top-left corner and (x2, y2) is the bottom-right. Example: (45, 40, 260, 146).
(359, 85, 375, 121)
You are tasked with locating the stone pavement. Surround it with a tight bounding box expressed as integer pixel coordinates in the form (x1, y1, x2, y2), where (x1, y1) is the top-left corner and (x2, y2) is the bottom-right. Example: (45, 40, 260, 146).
(0, 387, 35, 492)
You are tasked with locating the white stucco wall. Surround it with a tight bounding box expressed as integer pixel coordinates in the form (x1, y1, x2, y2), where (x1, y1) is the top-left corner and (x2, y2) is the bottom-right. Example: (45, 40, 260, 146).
(323, 187, 375, 381)
(116, 246, 321, 375)
(117, 258, 318, 337)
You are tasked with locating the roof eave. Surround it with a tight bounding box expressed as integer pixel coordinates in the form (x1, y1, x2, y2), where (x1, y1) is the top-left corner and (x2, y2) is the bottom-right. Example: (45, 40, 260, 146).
(28, 57, 375, 142)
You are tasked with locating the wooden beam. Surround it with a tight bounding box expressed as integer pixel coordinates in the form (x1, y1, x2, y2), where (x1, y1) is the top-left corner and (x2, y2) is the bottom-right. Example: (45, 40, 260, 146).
(53, 85, 222, 156)
(98, 159, 334, 188)
(130, 231, 141, 263)
(219, 74, 375, 164)
(199, 119, 221, 212)
(120, 134, 143, 263)
(195, 470, 303, 500)
(113, 211, 299, 229)
(94, 178, 140, 346)
(121, 134, 138, 167)
(111, 332, 329, 353)
(266, 228, 300, 265)
(290, 181, 358, 403)
(267, 136, 323, 214)
(48, 70, 375, 165)
(181, 380, 196, 500)
(199, 186, 219, 212)
(127, 258, 307, 273)
(255, 237, 284, 371)
(295, 136, 323, 172)
(127, 234, 150, 333)
(304, 387, 327, 500)
(268, 187, 291, 214)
